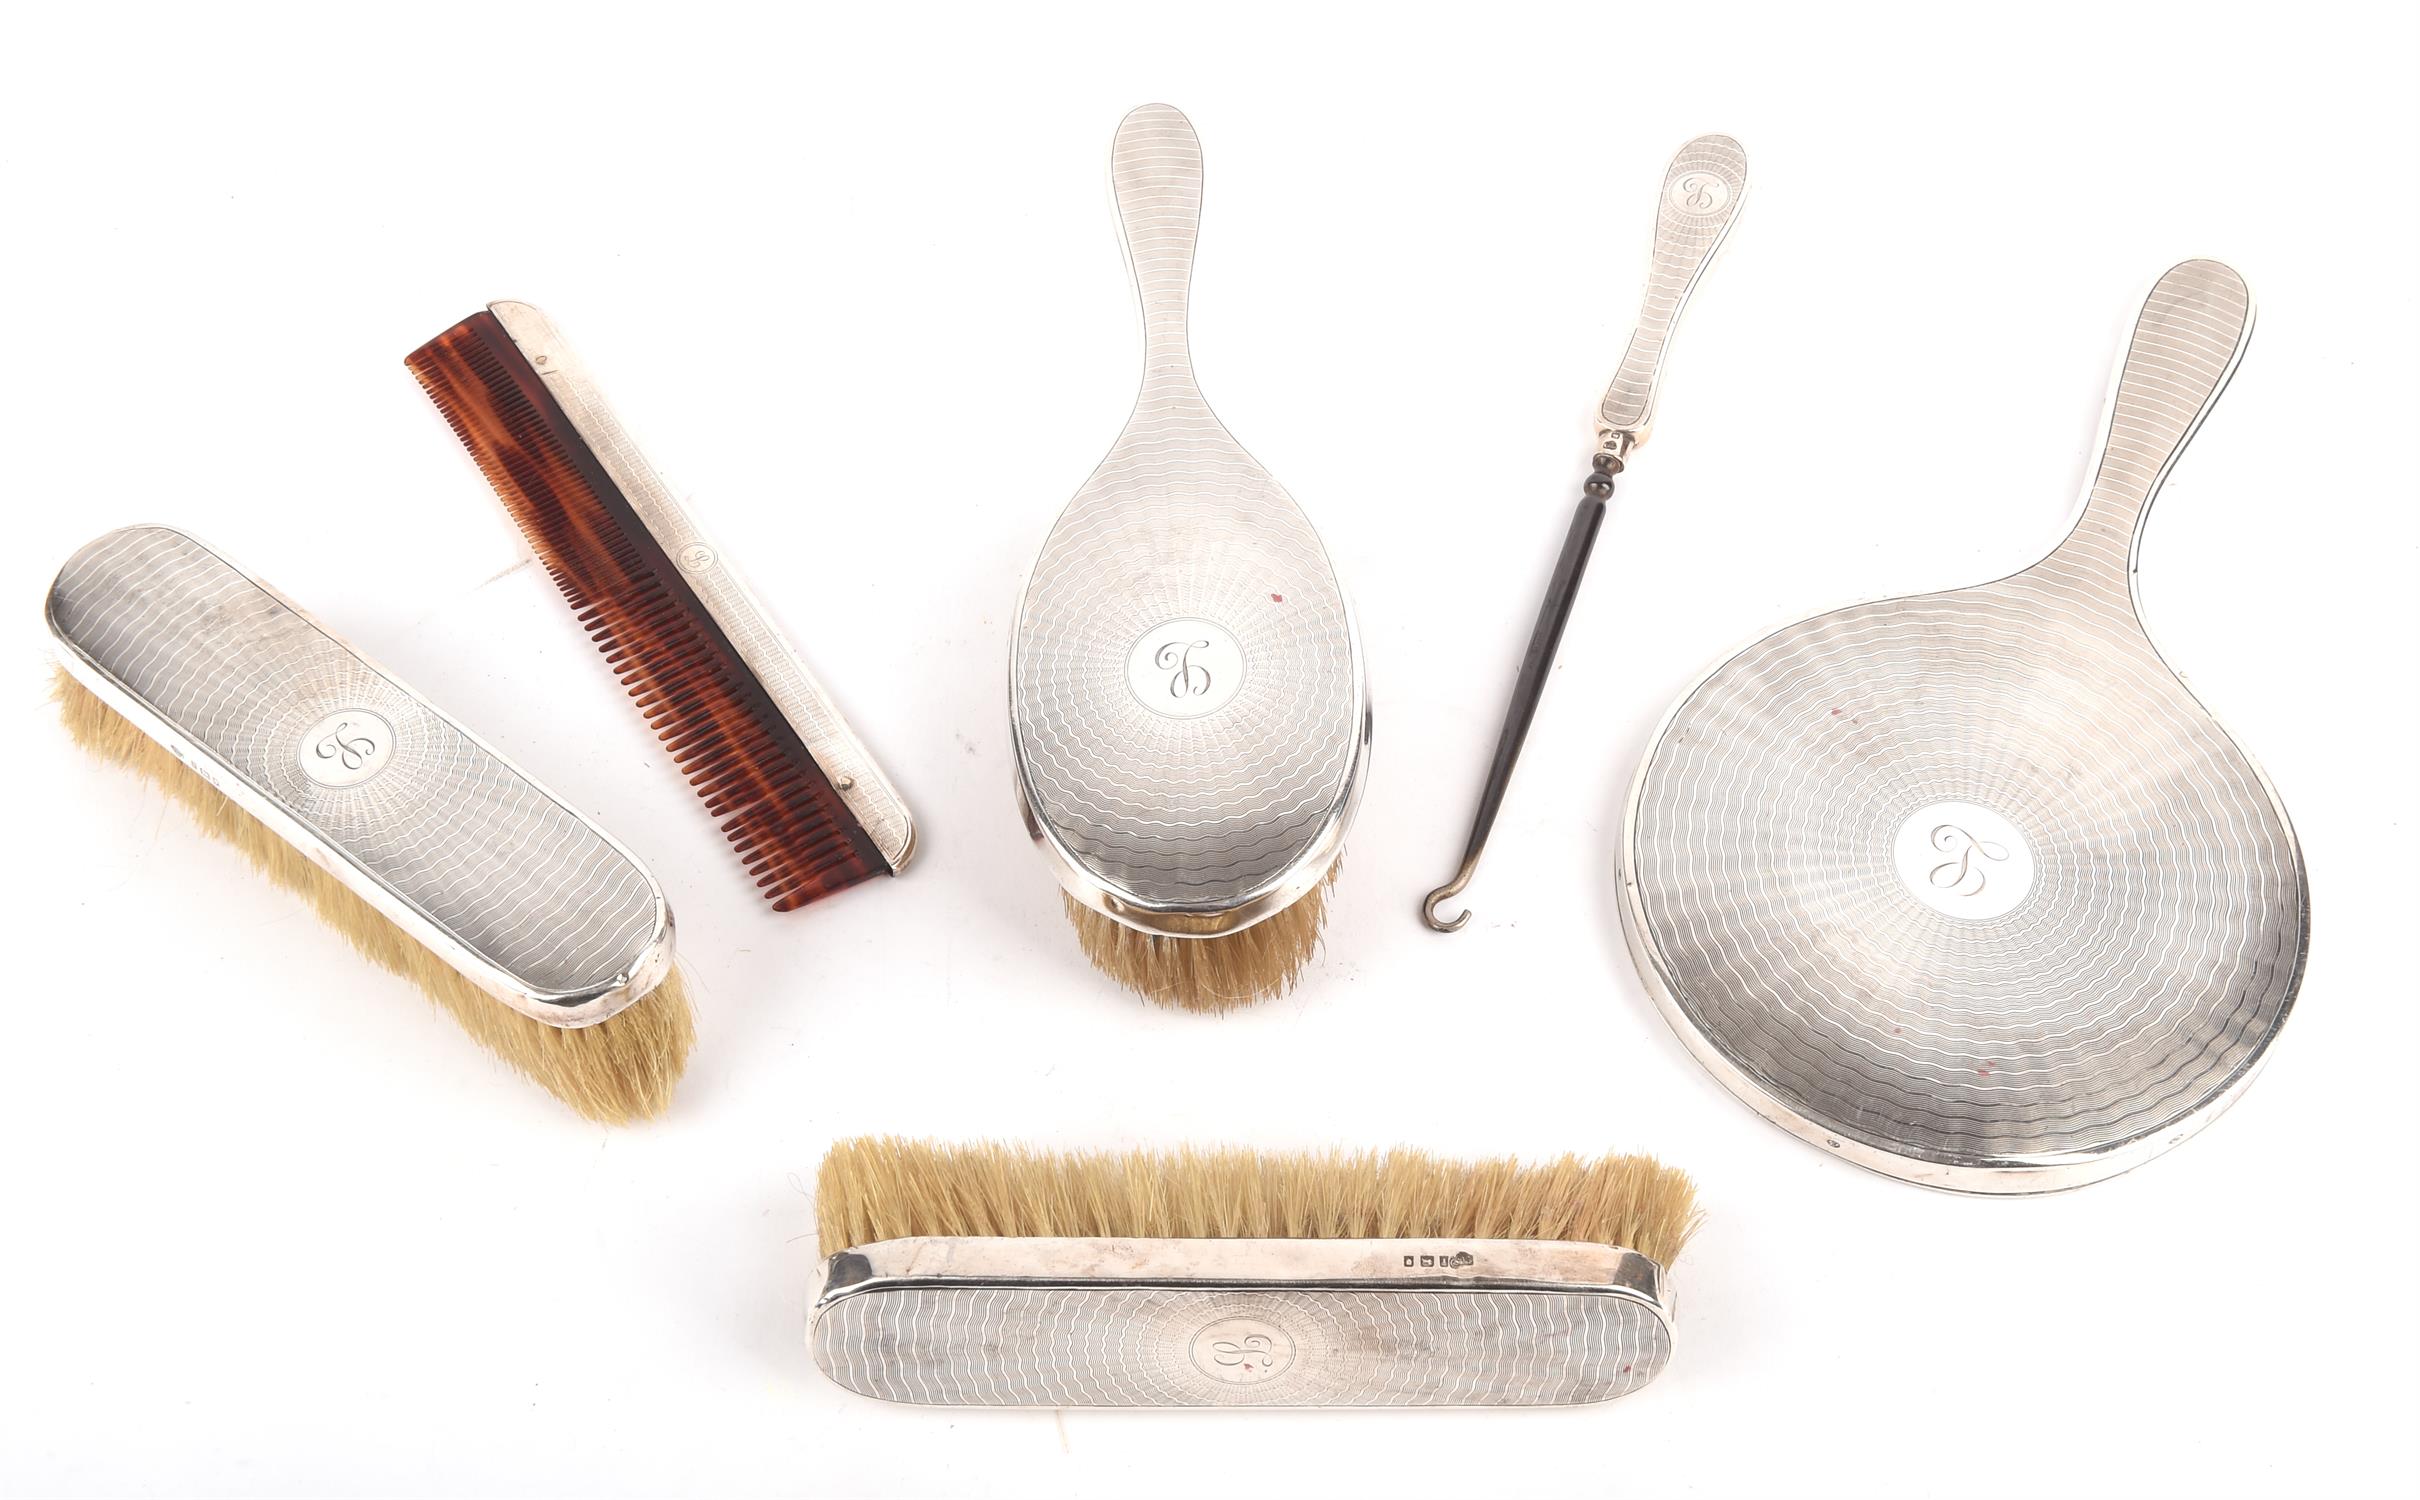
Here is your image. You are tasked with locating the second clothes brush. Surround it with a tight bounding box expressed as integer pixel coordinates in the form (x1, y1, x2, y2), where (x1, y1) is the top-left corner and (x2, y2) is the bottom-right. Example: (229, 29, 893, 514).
(49, 526, 694, 1122)
(811, 1138, 1697, 1406)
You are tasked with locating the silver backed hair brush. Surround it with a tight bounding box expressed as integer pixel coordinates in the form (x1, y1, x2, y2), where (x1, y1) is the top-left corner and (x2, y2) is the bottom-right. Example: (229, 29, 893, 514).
(1011, 103, 1373, 1013)
(48, 526, 693, 1121)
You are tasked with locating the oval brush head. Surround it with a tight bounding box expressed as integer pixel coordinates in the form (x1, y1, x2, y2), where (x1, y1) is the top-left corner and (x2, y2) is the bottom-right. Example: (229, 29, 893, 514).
(1012, 104, 1371, 1012)
(49, 527, 694, 1123)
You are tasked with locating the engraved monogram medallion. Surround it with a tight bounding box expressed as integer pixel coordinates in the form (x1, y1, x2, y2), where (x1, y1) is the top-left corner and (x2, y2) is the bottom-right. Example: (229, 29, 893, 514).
(297, 708, 396, 789)
(1667, 169, 1730, 216)
(1188, 1315, 1295, 1386)
(1124, 617, 1245, 720)
(1892, 801, 2035, 919)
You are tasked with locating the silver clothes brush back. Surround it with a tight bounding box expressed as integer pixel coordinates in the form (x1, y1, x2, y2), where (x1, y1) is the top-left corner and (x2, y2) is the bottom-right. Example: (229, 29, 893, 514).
(1012, 104, 1370, 934)
(810, 1237, 1672, 1407)
(48, 526, 674, 1024)
(1620, 261, 2306, 1193)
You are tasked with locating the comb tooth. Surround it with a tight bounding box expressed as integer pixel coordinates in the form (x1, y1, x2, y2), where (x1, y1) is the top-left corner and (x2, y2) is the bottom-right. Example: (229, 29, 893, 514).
(407, 310, 888, 910)
(692, 742, 800, 794)
(734, 818, 853, 862)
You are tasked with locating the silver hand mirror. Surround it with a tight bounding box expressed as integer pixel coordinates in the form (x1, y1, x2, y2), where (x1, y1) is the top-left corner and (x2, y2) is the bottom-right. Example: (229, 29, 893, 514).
(1619, 260, 2307, 1193)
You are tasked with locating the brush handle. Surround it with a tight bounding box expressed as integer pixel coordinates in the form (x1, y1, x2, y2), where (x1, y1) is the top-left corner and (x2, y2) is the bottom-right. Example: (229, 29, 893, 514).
(1112, 103, 1205, 394)
(2047, 259, 2253, 603)
(1599, 134, 1749, 445)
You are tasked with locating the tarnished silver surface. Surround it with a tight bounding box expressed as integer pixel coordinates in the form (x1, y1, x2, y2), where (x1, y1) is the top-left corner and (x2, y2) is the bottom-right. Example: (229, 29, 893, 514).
(1598, 134, 1748, 446)
(1011, 104, 1371, 936)
(47, 526, 674, 1026)
(810, 1237, 1671, 1407)
(1620, 261, 2306, 1193)
(486, 301, 916, 874)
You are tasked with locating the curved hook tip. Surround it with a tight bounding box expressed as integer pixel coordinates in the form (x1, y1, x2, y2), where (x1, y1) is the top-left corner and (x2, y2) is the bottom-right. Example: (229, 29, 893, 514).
(1421, 885, 1472, 934)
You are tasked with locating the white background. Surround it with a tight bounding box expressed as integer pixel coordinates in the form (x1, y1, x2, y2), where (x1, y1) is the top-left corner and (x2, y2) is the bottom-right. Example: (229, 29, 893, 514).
(5, 4, 2415, 1496)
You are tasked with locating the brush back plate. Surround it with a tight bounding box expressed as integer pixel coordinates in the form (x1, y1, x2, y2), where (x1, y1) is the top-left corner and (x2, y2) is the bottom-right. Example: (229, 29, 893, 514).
(811, 1237, 1670, 1407)
(1619, 261, 2306, 1191)
(48, 526, 673, 1025)
(1012, 104, 1369, 932)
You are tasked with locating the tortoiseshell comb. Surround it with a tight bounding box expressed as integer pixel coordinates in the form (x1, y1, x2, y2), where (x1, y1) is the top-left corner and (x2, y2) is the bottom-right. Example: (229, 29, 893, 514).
(407, 302, 914, 910)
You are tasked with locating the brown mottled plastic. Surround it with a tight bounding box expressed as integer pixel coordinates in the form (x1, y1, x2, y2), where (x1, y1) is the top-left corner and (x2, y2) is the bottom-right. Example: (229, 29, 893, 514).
(406, 311, 885, 911)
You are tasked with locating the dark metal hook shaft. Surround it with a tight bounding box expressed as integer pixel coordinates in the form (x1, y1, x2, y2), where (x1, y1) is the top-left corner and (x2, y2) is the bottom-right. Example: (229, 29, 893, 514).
(1422, 450, 1622, 931)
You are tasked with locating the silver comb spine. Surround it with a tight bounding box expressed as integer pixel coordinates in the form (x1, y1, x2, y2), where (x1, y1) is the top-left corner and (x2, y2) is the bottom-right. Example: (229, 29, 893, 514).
(485, 300, 917, 873)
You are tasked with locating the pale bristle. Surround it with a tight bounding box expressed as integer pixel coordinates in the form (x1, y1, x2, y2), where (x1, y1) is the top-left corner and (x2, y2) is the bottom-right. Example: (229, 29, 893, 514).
(55, 670, 694, 1123)
(816, 1138, 1700, 1267)
(1066, 863, 1338, 1013)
